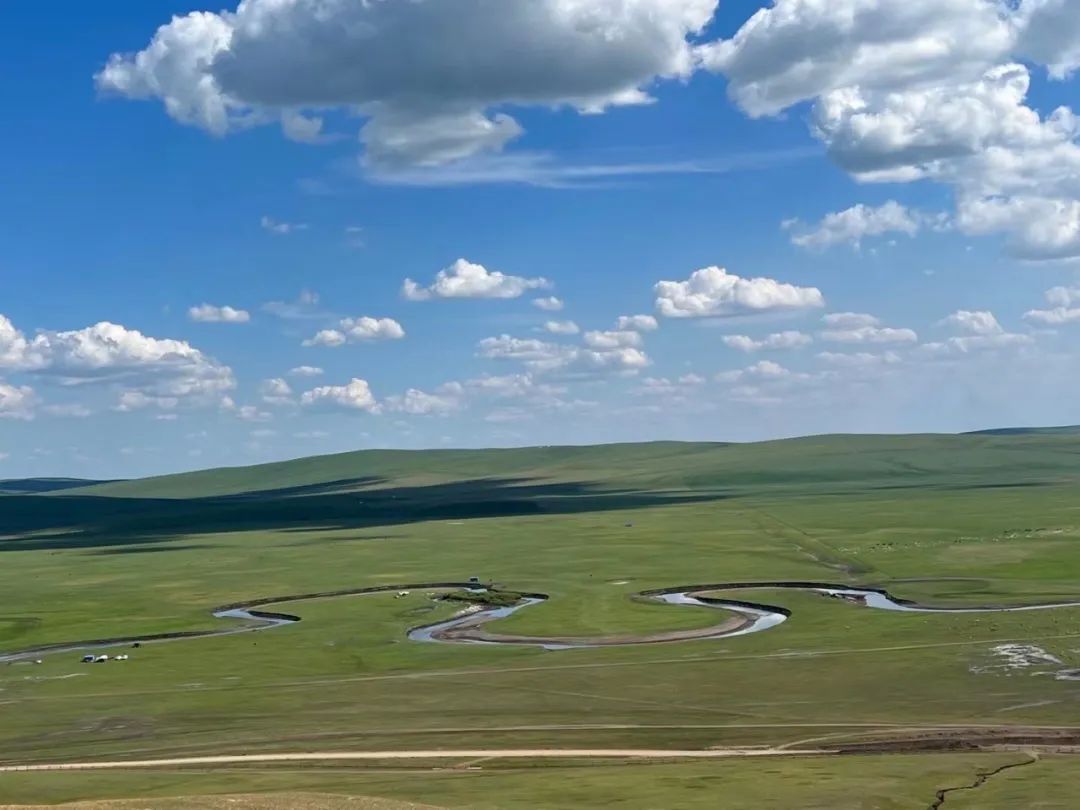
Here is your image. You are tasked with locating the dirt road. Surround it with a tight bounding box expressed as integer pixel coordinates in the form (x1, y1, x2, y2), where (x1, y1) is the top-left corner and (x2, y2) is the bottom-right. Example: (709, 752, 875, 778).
(0, 748, 821, 772)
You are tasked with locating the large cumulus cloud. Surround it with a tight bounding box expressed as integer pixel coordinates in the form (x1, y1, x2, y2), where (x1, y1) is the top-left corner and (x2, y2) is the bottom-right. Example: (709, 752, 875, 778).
(97, 0, 719, 168)
(703, 0, 1080, 260)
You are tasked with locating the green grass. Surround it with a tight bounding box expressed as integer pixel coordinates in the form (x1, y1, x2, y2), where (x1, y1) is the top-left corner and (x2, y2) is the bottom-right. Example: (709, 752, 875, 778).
(0, 754, 1041, 809)
(3, 434, 1080, 806)
(440, 589, 524, 608)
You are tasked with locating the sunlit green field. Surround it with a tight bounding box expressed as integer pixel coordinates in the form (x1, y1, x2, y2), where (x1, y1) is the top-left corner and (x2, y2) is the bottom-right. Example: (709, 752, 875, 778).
(3, 433, 1080, 807)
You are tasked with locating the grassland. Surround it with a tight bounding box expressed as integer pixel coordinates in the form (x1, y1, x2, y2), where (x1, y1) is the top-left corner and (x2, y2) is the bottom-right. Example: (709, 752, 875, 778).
(3, 433, 1080, 807)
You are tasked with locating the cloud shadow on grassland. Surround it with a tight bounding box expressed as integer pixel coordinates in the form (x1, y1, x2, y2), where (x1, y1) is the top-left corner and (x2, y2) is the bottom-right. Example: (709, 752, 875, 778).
(0, 477, 726, 553)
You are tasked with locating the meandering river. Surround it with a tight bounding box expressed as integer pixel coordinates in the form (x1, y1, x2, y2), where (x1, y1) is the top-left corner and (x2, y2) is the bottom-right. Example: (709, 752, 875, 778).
(4, 581, 1080, 663)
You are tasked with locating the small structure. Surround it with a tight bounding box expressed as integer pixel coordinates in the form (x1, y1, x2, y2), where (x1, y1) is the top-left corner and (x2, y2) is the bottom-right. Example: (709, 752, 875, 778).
(395, 591, 410, 599)
(81, 655, 95, 663)
(468, 576, 481, 585)
(94, 655, 109, 663)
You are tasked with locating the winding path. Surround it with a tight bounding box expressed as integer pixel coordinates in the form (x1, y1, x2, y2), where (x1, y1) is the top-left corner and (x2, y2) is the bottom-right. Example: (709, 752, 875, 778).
(4, 581, 1080, 663)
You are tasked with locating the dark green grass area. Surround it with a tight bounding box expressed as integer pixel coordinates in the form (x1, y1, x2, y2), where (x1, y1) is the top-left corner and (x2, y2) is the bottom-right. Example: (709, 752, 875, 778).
(3, 434, 1080, 805)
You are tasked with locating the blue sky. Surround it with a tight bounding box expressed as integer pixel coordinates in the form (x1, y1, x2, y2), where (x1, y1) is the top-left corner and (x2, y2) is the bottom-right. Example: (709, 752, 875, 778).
(2, 0, 1080, 478)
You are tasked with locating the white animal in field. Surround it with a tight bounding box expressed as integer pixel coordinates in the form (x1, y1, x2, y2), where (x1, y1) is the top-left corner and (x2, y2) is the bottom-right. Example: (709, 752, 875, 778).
(396, 591, 410, 598)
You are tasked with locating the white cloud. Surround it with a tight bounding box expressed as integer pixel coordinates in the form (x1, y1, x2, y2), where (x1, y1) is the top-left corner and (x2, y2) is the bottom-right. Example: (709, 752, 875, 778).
(300, 378, 379, 413)
(922, 333, 1034, 354)
(713, 358, 830, 407)
(654, 266, 824, 319)
(703, 2, 1080, 260)
(716, 360, 794, 384)
(822, 313, 880, 330)
(1015, 0, 1080, 80)
(98, 0, 718, 168)
(637, 374, 707, 397)
(819, 312, 918, 345)
(188, 304, 251, 323)
(383, 387, 462, 416)
(260, 216, 307, 235)
(1046, 286, 1080, 307)
(477, 335, 557, 363)
(544, 320, 580, 336)
(0, 316, 235, 408)
(460, 373, 566, 401)
(289, 365, 324, 377)
(404, 259, 550, 301)
(236, 404, 272, 423)
(582, 330, 643, 350)
(722, 330, 812, 352)
(939, 310, 1004, 336)
(813, 65, 1078, 183)
(0, 381, 35, 420)
(555, 347, 651, 377)
(956, 195, 1080, 261)
(260, 378, 293, 405)
(478, 334, 650, 377)
(817, 350, 902, 368)
(1025, 286, 1080, 324)
(532, 296, 564, 312)
(303, 330, 347, 348)
(927, 309, 1034, 353)
(786, 201, 922, 250)
(262, 290, 323, 320)
(281, 111, 324, 144)
(340, 317, 406, 341)
(374, 372, 575, 423)
(822, 328, 918, 345)
(367, 147, 817, 188)
(700, 0, 1014, 119)
(0, 315, 32, 367)
(303, 317, 405, 347)
(616, 314, 660, 332)
(362, 108, 524, 169)
(115, 391, 179, 412)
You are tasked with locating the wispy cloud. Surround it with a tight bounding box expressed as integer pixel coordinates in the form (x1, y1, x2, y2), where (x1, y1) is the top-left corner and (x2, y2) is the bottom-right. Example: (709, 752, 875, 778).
(365, 147, 820, 188)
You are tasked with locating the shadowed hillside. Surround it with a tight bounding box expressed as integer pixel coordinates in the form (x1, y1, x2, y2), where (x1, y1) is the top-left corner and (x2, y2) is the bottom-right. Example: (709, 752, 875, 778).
(0, 478, 116, 495)
(0, 434, 1076, 552)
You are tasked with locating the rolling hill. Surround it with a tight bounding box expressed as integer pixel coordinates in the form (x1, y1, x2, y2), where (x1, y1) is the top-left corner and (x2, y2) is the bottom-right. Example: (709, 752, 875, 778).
(57, 431, 1080, 501)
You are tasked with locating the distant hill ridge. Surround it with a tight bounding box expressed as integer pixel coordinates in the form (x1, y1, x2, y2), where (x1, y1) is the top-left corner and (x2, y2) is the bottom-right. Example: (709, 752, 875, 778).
(0, 478, 118, 495)
(29, 431, 1080, 501)
(965, 425, 1080, 436)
